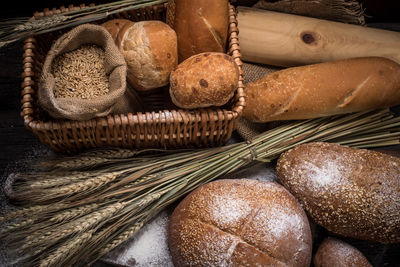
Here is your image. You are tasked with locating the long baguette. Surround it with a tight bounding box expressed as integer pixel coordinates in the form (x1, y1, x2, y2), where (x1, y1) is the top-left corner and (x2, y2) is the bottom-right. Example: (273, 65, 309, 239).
(243, 57, 400, 122)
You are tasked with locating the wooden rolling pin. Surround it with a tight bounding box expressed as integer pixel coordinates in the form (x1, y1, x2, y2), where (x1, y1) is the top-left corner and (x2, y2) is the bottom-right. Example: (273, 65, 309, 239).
(237, 7, 400, 67)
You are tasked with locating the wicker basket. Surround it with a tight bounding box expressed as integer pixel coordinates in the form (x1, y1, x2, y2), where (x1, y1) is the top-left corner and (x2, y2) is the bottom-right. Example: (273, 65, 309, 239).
(21, 3, 245, 153)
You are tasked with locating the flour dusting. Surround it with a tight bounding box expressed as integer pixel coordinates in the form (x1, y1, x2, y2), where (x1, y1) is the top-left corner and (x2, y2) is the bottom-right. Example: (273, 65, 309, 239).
(302, 160, 343, 188)
(267, 207, 304, 239)
(211, 195, 251, 226)
(118, 210, 173, 266)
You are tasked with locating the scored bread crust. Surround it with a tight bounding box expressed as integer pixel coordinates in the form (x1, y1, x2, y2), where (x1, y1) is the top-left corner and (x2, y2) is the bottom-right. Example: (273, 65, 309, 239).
(243, 57, 400, 122)
(168, 179, 312, 267)
(169, 52, 239, 109)
(173, 0, 229, 62)
(277, 142, 400, 243)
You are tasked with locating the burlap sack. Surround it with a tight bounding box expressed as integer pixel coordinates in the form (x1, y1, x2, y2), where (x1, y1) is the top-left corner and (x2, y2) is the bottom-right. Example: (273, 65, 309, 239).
(38, 23, 136, 121)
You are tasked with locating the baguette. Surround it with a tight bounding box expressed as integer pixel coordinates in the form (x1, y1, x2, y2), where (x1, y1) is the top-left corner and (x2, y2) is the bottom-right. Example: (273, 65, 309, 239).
(243, 57, 400, 122)
(170, 0, 229, 62)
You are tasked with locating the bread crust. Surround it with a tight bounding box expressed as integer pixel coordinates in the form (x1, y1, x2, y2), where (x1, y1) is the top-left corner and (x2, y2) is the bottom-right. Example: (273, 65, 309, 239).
(102, 19, 178, 91)
(243, 57, 400, 122)
(277, 142, 400, 243)
(314, 237, 372, 267)
(173, 0, 229, 62)
(169, 52, 239, 108)
(101, 19, 133, 41)
(168, 179, 312, 267)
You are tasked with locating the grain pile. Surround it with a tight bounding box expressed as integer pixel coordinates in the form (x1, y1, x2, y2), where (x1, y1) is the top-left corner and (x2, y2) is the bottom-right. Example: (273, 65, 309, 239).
(52, 44, 109, 99)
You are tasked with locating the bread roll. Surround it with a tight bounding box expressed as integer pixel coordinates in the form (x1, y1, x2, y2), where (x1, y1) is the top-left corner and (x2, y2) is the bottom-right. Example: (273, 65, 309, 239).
(102, 19, 178, 91)
(314, 237, 372, 267)
(169, 52, 239, 108)
(170, 0, 229, 62)
(101, 19, 132, 40)
(168, 179, 312, 267)
(277, 142, 400, 243)
(243, 57, 400, 122)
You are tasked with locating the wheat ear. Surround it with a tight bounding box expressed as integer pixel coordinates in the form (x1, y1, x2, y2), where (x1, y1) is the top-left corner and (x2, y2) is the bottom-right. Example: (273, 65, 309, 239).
(39, 156, 110, 170)
(31, 171, 123, 203)
(0, 218, 35, 237)
(0, 203, 69, 222)
(21, 202, 125, 253)
(27, 171, 96, 189)
(38, 230, 95, 267)
(81, 148, 138, 159)
(98, 221, 145, 257)
(14, 15, 68, 31)
(49, 203, 100, 223)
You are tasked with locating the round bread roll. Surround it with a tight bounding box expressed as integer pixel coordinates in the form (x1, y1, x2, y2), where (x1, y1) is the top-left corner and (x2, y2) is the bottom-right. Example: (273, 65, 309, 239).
(277, 142, 400, 243)
(101, 19, 132, 40)
(314, 237, 372, 267)
(102, 19, 178, 91)
(169, 52, 239, 108)
(168, 179, 312, 266)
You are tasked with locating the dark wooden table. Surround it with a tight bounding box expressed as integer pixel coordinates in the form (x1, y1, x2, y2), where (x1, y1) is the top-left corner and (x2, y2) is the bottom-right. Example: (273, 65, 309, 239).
(1, 2, 400, 265)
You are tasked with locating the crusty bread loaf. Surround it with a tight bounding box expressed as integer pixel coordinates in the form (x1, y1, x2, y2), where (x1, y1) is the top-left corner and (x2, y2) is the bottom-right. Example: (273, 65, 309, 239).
(243, 57, 400, 122)
(170, 0, 229, 62)
(169, 52, 239, 108)
(168, 179, 312, 267)
(277, 142, 400, 243)
(102, 19, 177, 91)
(314, 237, 372, 267)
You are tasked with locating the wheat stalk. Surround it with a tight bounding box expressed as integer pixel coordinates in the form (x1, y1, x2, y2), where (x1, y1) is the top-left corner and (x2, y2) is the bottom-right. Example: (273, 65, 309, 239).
(29, 172, 95, 188)
(39, 156, 110, 170)
(2, 109, 400, 266)
(38, 230, 95, 267)
(81, 148, 139, 159)
(98, 220, 145, 256)
(18, 202, 125, 258)
(49, 203, 100, 223)
(13, 171, 96, 192)
(15, 171, 123, 204)
(0, 203, 69, 222)
(0, 0, 168, 48)
(0, 218, 35, 237)
(48, 172, 122, 197)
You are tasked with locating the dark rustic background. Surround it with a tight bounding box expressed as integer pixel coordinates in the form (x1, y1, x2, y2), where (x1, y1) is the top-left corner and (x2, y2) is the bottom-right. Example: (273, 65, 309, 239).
(0, 0, 399, 266)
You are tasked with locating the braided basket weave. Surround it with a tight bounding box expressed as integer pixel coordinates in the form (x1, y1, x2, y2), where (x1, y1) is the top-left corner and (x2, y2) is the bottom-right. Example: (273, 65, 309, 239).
(20, 3, 245, 153)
